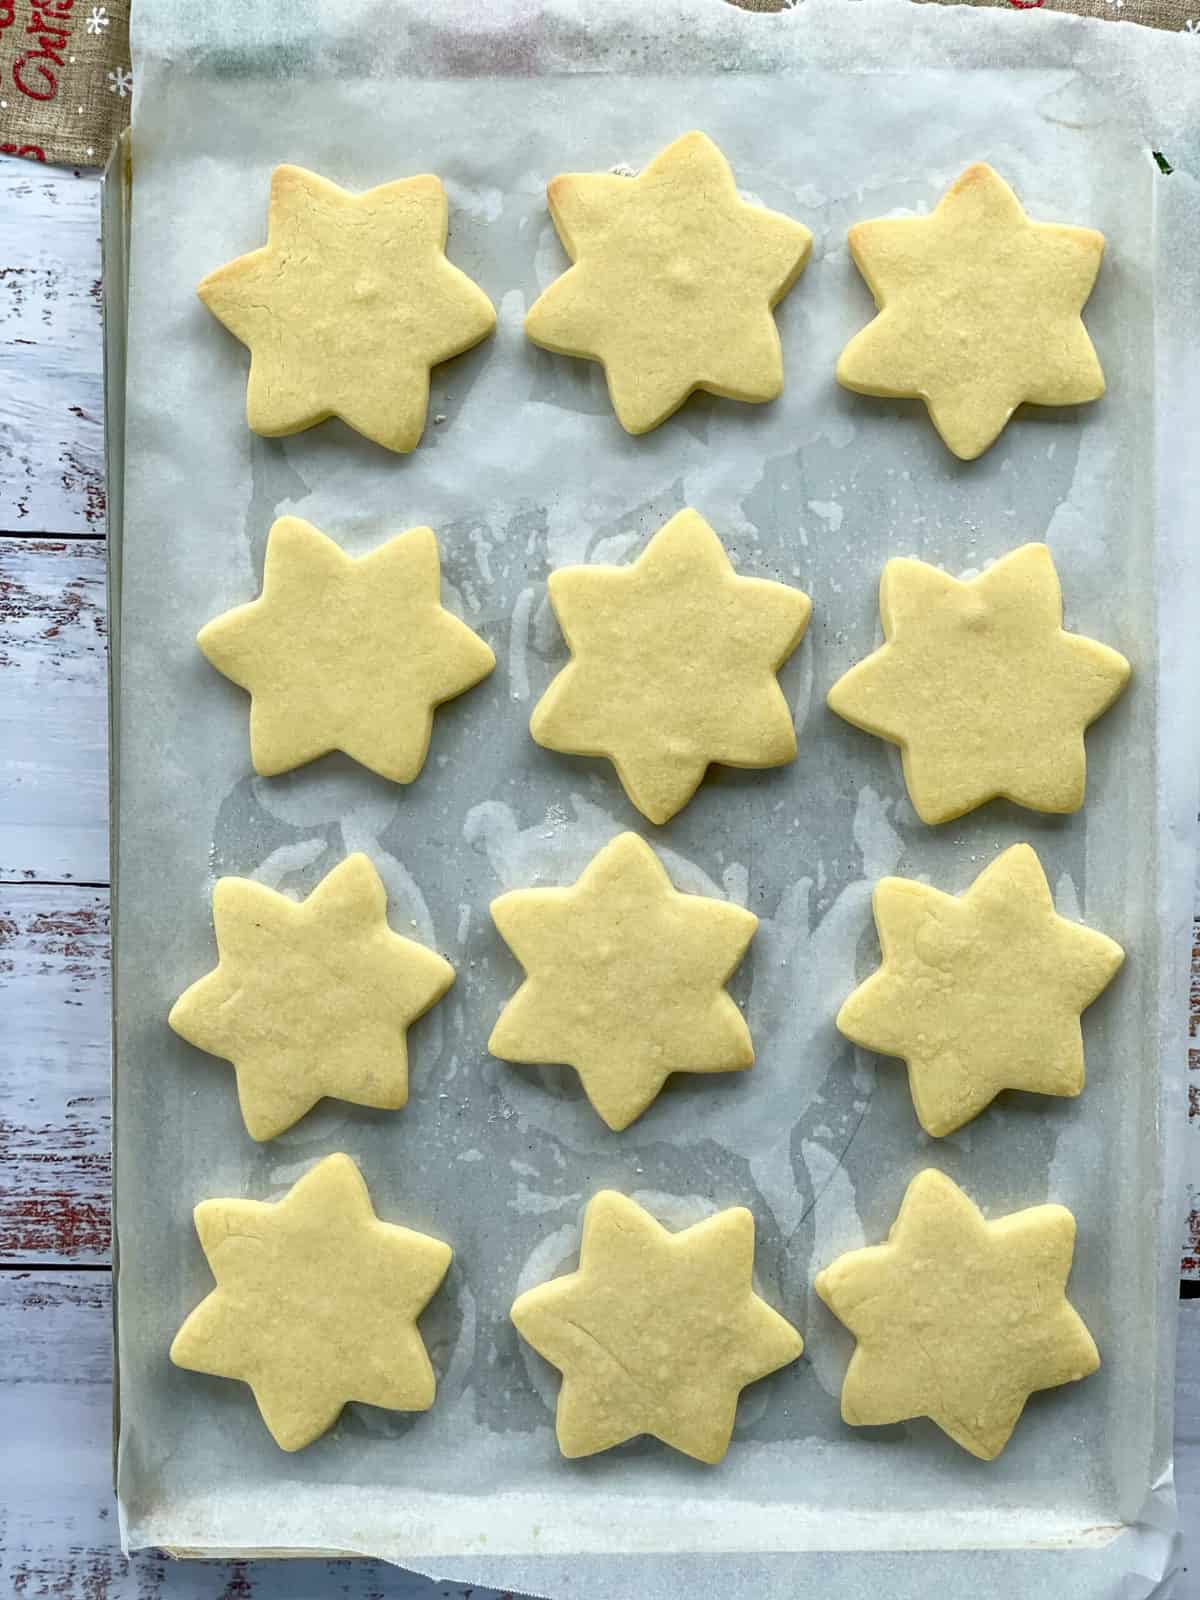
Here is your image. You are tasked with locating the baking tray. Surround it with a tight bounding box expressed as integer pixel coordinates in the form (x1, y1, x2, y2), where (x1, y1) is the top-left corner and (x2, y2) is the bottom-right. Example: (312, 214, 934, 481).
(109, 2, 1200, 1595)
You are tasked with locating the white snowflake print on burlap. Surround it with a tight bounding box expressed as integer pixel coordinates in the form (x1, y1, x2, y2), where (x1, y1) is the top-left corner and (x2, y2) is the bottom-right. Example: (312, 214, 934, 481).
(86, 5, 110, 33)
(107, 66, 133, 98)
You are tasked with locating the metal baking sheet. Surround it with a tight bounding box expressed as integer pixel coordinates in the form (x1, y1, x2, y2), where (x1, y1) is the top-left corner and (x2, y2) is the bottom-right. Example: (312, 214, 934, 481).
(112, 2, 1200, 1595)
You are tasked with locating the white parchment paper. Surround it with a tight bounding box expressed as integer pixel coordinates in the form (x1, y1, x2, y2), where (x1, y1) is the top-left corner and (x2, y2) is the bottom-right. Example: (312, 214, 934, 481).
(114, 2, 1200, 1595)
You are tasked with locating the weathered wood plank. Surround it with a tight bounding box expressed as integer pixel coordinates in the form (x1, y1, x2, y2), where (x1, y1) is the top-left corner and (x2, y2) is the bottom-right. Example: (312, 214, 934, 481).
(0, 885, 111, 1265)
(0, 536, 109, 885)
(0, 162, 105, 537)
(0, 1270, 119, 1592)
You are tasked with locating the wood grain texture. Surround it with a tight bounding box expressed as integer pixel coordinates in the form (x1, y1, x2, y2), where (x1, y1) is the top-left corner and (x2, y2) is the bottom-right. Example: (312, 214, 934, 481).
(0, 884, 111, 1265)
(0, 537, 109, 884)
(0, 162, 105, 538)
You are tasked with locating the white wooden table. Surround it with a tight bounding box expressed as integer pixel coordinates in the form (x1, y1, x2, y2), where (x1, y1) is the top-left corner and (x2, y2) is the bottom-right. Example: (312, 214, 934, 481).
(1, 158, 1196, 1600)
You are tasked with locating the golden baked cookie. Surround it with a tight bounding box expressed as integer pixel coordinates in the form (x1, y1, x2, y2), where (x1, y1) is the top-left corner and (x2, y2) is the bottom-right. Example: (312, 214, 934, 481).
(171, 1153, 452, 1451)
(837, 844, 1124, 1136)
(827, 543, 1130, 824)
(531, 508, 812, 823)
(169, 854, 455, 1141)
(526, 131, 812, 433)
(489, 831, 757, 1130)
(837, 163, 1105, 459)
(199, 164, 495, 452)
(512, 1191, 802, 1462)
(198, 517, 495, 784)
(815, 1169, 1099, 1460)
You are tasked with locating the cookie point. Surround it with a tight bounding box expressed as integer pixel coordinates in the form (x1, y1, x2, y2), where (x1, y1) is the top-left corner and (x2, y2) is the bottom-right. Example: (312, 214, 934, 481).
(1003, 840, 1041, 870)
(432, 1235, 454, 1273)
(596, 1098, 641, 1133)
(914, 1104, 956, 1140)
(909, 1167, 958, 1203)
(833, 997, 857, 1040)
(241, 1104, 287, 1143)
(268, 1420, 312, 1454)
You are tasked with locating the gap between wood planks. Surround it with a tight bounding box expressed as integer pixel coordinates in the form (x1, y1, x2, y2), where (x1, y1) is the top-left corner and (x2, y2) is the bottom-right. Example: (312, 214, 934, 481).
(0, 882, 111, 1266)
(0, 877, 109, 888)
(0, 534, 106, 547)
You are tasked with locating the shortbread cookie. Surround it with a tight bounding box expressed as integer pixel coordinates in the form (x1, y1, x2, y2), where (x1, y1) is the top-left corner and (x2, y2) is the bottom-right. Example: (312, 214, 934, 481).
(489, 832, 757, 1130)
(512, 1191, 802, 1462)
(531, 508, 811, 823)
(837, 163, 1105, 459)
(815, 1169, 1099, 1460)
(199, 164, 495, 452)
(169, 854, 454, 1140)
(827, 543, 1129, 823)
(198, 518, 495, 783)
(838, 844, 1124, 1136)
(526, 131, 812, 433)
(171, 1154, 452, 1451)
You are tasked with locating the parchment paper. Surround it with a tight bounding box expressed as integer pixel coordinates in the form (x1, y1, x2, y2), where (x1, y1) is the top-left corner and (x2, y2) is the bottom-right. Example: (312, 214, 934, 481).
(114, 2, 1200, 1595)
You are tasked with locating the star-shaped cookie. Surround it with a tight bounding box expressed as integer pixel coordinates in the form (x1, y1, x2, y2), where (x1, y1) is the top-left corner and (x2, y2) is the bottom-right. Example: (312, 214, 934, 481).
(837, 163, 1105, 459)
(198, 164, 495, 452)
(512, 1191, 802, 1461)
(531, 509, 812, 824)
(838, 845, 1124, 1137)
(171, 1153, 452, 1451)
(526, 131, 812, 433)
(489, 832, 757, 1131)
(814, 1169, 1099, 1460)
(169, 854, 455, 1141)
(826, 543, 1130, 824)
(199, 517, 495, 783)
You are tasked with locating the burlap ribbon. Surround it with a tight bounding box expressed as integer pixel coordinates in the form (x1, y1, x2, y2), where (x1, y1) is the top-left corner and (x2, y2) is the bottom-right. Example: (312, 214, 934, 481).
(0, 0, 1193, 169)
(0, 0, 130, 165)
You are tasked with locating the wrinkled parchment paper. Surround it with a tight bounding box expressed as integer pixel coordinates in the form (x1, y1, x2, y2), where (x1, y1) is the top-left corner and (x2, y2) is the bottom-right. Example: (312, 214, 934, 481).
(114, 2, 1200, 1595)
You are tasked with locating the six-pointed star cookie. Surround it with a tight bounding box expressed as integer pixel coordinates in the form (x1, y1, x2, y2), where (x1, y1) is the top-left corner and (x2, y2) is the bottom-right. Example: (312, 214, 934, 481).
(838, 845, 1124, 1137)
(526, 131, 812, 433)
(815, 1169, 1099, 1459)
(198, 164, 495, 452)
(171, 1153, 452, 1451)
(511, 1191, 802, 1461)
(169, 854, 455, 1140)
(531, 509, 812, 823)
(489, 832, 757, 1130)
(199, 517, 495, 783)
(837, 163, 1105, 460)
(827, 543, 1129, 824)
